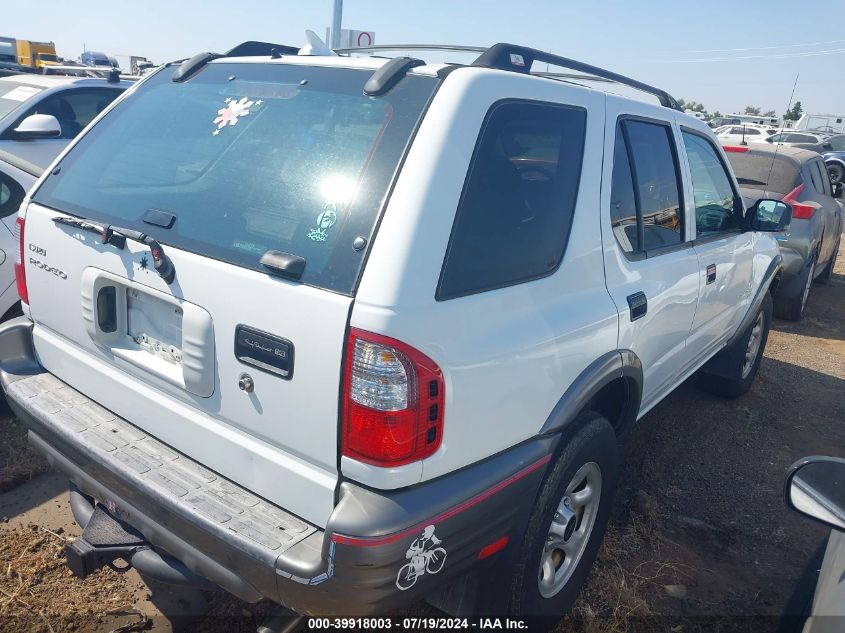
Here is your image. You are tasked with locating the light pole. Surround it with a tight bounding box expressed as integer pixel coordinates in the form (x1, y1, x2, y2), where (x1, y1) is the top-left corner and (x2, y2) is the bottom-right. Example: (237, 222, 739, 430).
(331, 0, 343, 49)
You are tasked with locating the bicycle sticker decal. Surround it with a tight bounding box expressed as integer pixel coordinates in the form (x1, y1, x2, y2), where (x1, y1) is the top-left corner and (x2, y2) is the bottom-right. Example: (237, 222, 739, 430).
(307, 205, 338, 242)
(212, 96, 258, 136)
(396, 525, 447, 591)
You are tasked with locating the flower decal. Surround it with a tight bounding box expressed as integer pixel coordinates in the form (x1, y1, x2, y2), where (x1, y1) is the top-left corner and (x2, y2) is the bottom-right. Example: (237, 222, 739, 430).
(212, 97, 255, 135)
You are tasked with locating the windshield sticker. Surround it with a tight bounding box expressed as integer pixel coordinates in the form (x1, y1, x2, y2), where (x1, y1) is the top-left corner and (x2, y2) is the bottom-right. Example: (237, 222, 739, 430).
(396, 525, 447, 591)
(212, 96, 257, 135)
(1, 85, 43, 102)
(307, 205, 338, 242)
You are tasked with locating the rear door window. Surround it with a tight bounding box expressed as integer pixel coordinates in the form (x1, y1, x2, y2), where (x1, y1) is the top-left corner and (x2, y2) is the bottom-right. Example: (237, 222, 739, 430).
(0, 170, 24, 218)
(437, 101, 586, 299)
(682, 131, 743, 237)
(812, 161, 831, 196)
(609, 120, 685, 254)
(33, 63, 436, 295)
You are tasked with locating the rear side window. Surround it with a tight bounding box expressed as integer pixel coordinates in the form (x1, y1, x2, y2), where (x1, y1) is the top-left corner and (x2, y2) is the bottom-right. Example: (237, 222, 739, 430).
(437, 101, 586, 300)
(682, 131, 743, 236)
(609, 119, 683, 254)
(812, 161, 831, 196)
(807, 161, 825, 193)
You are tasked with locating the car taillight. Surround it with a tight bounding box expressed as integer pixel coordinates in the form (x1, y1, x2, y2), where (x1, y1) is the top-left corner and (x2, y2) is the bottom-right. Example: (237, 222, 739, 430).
(13, 216, 28, 305)
(342, 328, 444, 467)
(723, 145, 749, 153)
(783, 183, 816, 219)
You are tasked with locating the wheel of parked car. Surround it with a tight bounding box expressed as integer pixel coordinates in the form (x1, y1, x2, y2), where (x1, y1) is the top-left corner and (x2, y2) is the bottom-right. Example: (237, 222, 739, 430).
(827, 162, 844, 185)
(775, 253, 816, 321)
(816, 240, 839, 285)
(508, 411, 619, 621)
(697, 293, 773, 398)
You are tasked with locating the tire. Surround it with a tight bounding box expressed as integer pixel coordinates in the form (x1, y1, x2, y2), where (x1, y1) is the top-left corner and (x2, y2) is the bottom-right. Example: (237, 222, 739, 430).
(508, 411, 619, 621)
(827, 162, 844, 185)
(698, 293, 772, 398)
(774, 254, 816, 321)
(816, 240, 839, 285)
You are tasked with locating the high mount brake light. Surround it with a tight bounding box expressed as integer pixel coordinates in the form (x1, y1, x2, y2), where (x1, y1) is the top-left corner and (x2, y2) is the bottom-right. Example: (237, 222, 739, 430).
(783, 183, 816, 219)
(14, 217, 28, 305)
(723, 146, 749, 153)
(342, 328, 444, 467)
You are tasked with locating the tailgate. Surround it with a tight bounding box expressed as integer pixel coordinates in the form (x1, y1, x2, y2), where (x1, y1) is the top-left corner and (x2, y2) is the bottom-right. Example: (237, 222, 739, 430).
(23, 203, 348, 527)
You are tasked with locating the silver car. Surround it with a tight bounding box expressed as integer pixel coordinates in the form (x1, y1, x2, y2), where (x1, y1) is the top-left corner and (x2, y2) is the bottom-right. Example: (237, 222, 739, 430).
(723, 143, 843, 320)
(784, 457, 845, 633)
(0, 74, 130, 168)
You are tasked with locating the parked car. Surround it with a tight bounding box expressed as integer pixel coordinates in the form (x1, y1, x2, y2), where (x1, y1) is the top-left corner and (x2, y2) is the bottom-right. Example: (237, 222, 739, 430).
(787, 134, 845, 184)
(0, 74, 130, 168)
(0, 149, 40, 321)
(0, 40, 790, 621)
(715, 124, 779, 144)
(783, 456, 845, 633)
(764, 131, 832, 149)
(723, 143, 843, 320)
(0, 36, 24, 76)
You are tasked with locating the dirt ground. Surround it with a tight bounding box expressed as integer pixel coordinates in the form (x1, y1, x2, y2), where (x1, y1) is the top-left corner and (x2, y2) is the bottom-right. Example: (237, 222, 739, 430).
(1, 237, 843, 632)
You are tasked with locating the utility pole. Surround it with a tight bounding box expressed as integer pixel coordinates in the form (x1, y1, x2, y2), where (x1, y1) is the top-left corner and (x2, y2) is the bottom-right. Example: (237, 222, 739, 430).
(331, 0, 343, 49)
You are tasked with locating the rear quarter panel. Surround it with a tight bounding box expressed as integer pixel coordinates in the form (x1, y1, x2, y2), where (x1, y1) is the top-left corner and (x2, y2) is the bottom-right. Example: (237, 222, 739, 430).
(352, 69, 618, 488)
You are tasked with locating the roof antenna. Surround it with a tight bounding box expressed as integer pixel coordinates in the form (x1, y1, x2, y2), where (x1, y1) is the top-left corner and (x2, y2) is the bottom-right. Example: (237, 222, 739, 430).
(765, 73, 800, 195)
(298, 30, 337, 57)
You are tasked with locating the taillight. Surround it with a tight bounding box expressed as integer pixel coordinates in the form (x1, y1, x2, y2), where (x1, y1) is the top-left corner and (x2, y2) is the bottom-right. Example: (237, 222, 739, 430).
(13, 216, 28, 305)
(342, 328, 444, 467)
(723, 145, 749, 153)
(783, 183, 816, 219)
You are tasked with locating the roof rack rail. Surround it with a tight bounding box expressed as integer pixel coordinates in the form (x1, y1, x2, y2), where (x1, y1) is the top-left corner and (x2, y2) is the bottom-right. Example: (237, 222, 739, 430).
(474, 43, 681, 110)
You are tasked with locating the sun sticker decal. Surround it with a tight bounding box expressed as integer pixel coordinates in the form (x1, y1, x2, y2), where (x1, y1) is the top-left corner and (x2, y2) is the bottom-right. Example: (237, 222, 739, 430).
(212, 97, 258, 135)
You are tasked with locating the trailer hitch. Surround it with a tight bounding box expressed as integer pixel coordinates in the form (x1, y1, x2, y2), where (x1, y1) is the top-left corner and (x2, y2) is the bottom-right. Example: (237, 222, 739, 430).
(65, 504, 149, 580)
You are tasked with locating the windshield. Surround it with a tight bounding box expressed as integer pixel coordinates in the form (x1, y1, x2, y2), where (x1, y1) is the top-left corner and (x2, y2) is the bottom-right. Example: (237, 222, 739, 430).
(37, 53, 58, 62)
(0, 81, 44, 120)
(33, 62, 436, 294)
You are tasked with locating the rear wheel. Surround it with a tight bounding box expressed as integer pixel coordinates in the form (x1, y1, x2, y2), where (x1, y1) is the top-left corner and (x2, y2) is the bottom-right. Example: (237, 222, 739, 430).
(508, 411, 618, 620)
(775, 255, 816, 321)
(698, 293, 773, 398)
(827, 162, 844, 185)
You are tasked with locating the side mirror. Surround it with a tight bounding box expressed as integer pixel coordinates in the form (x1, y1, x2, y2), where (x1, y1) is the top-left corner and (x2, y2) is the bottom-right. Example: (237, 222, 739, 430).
(785, 456, 845, 531)
(822, 143, 833, 151)
(13, 114, 62, 139)
(833, 183, 843, 199)
(747, 198, 792, 232)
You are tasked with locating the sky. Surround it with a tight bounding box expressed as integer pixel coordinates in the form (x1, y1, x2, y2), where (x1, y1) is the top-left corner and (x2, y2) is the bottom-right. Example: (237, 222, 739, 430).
(4, 0, 845, 116)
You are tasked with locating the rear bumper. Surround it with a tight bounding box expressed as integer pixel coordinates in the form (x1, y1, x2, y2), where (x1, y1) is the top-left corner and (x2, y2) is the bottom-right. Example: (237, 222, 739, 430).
(0, 318, 552, 615)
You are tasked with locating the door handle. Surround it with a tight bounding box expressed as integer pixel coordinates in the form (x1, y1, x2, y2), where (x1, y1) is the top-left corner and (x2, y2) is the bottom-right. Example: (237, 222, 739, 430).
(706, 264, 717, 284)
(627, 291, 648, 322)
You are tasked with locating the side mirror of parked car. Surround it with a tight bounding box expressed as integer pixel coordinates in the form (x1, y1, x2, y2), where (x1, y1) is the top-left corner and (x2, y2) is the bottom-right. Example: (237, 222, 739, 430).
(833, 183, 843, 199)
(784, 456, 845, 531)
(747, 199, 792, 232)
(13, 114, 62, 140)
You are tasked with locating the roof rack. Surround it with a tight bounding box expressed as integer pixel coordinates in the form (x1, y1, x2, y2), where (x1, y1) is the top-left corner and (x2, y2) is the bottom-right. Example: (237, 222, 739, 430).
(338, 42, 681, 110)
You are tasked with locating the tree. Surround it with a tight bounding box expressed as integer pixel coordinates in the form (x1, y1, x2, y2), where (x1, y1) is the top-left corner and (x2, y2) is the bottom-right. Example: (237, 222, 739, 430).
(763, 110, 776, 117)
(784, 101, 804, 121)
(744, 105, 761, 115)
(711, 110, 722, 119)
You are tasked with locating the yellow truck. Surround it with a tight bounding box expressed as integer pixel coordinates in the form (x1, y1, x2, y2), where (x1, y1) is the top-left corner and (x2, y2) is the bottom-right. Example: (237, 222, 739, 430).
(16, 40, 59, 71)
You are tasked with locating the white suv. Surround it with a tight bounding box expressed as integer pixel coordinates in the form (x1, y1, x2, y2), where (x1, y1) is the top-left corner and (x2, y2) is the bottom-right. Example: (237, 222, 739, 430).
(0, 41, 790, 620)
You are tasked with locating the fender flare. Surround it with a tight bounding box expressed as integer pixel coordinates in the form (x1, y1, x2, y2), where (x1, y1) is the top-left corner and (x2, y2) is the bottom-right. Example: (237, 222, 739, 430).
(724, 254, 782, 351)
(539, 349, 643, 436)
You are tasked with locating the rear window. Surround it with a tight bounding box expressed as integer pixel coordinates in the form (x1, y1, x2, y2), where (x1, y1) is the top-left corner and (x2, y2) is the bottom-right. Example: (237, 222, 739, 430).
(724, 151, 800, 195)
(33, 62, 436, 294)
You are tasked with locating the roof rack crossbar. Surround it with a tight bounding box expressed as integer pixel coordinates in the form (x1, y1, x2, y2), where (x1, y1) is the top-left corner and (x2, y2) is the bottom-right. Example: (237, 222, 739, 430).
(474, 44, 681, 110)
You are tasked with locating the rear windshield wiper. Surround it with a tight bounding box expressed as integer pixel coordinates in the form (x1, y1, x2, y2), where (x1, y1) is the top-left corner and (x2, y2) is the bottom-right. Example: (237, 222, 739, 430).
(52, 216, 176, 284)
